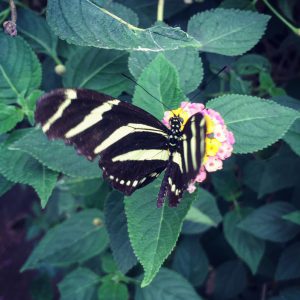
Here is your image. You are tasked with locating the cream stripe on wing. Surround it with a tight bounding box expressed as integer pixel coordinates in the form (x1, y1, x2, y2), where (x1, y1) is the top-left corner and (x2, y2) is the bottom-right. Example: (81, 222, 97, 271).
(190, 117, 197, 170)
(111, 149, 169, 162)
(42, 89, 77, 132)
(172, 151, 183, 173)
(65, 100, 120, 138)
(182, 134, 189, 173)
(200, 117, 206, 164)
(94, 123, 168, 154)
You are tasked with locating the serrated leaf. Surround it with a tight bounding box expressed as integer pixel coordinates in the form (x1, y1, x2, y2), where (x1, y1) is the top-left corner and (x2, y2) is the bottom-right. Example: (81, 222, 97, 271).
(0, 33, 41, 104)
(172, 236, 209, 286)
(125, 178, 194, 287)
(18, 8, 58, 60)
(213, 260, 247, 300)
(104, 191, 137, 274)
(238, 202, 300, 242)
(0, 104, 24, 134)
(275, 242, 300, 281)
(224, 210, 265, 274)
(188, 8, 270, 56)
(135, 268, 203, 300)
(129, 48, 203, 94)
(284, 121, 300, 156)
(22, 209, 109, 270)
(0, 174, 13, 197)
(47, 0, 200, 51)
(0, 132, 58, 207)
(98, 276, 129, 300)
(58, 267, 100, 300)
(133, 54, 185, 120)
(182, 188, 222, 234)
(283, 211, 300, 225)
(63, 48, 129, 97)
(10, 128, 100, 179)
(207, 95, 300, 154)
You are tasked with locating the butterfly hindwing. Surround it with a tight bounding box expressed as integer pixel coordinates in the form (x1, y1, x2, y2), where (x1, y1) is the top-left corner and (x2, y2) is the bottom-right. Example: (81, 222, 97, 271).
(35, 88, 170, 194)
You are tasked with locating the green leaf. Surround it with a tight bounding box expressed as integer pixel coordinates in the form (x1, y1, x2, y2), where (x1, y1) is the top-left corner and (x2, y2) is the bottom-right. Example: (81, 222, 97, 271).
(275, 242, 300, 281)
(63, 48, 129, 97)
(244, 152, 300, 198)
(207, 94, 300, 154)
(129, 48, 203, 94)
(283, 211, 300, 225)
(101, 254, 118, 274)
(18, 8, 58, 60)
(284, 120, 300, 156)
(135, 268, 203, 300)
(224, 210, 265, 274)
(0, 174, 13, 197)
(172, 236, 209, 286)
(22, 209, 109, 270)
(188, 8, 270, 56)
(58, 267, 100, 300)
(0, 132, 58, 208)
(11, 128, 100, 179)
(93, 0, 139, 25)
(47, 0, 200, 51)
(182, 188, 222, 234)
(104, 191, 137, 274)
(0, 33, 41, 104)
(0, 104, 24, 134)
(213, 260, 247, 300)
(125, 178, 194, 287)
(98, 276, 129, 300)
(133, 54, 185, 120)
(238, 202, 300, 242)
(234, 54, 271, 75)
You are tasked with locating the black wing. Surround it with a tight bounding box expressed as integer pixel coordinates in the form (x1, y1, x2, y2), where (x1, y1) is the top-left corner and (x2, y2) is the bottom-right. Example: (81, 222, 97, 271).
(158, 113, 206, 207)
(35, 88, 170, 195)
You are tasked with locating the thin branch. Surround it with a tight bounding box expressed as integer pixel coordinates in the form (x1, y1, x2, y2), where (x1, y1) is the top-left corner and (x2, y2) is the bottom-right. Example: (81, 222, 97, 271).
(157, 0, 165, 22)
(262, 0, 300, 36)
(3, 0, 17, 36)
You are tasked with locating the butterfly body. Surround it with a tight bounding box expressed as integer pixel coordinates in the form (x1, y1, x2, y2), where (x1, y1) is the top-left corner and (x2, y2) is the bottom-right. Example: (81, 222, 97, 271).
(35, 89, 206, 207)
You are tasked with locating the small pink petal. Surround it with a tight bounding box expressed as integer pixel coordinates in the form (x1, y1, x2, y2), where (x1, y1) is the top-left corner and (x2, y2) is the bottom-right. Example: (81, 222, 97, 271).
(187, 182, 197, 193)
(205, 156, 223, 172)
(217, 142, 233, 160)
(195, 167, 207, 182)
(227, 131, 235, 145)
(214, 124, 227, 142)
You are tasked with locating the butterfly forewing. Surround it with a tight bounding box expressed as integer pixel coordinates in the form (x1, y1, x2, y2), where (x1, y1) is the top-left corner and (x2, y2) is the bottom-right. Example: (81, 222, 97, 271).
(35, 89, 170, 195)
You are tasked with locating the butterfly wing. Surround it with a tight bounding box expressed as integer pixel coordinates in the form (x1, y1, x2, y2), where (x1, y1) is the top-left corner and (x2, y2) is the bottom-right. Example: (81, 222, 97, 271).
(158, 113, 206, 207)
(35, 88, 170, 195)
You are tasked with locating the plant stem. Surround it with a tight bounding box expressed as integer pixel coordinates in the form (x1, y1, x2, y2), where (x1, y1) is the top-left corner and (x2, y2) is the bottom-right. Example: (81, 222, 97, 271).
(157, 0, 165, 22)
(3, 0, 17, 36)
(262, 0, 300, 36)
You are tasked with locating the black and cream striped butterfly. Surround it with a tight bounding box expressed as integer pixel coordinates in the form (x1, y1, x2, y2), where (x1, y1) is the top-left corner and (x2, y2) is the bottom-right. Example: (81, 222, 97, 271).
(35, 89, 206, 207)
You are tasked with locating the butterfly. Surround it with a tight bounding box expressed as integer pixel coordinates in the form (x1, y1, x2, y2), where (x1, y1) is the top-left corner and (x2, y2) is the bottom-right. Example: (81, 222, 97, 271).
(35, 88, 206, 207)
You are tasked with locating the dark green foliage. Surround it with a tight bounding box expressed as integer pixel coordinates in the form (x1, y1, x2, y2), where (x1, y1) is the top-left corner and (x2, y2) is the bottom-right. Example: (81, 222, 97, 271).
(1, 0, 300, 299)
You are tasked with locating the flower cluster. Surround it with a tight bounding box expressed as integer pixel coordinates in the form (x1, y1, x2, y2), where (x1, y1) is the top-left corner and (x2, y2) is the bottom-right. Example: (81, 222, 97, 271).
(162, 102, 235, 193)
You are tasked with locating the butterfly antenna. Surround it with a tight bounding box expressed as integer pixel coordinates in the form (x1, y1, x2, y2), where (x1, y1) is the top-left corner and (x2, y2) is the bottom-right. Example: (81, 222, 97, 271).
(189, 65, 228, 102)
(121, 73, 173, 111)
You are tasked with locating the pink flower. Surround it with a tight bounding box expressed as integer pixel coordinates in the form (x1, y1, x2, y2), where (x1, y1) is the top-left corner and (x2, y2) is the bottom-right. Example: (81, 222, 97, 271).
(162, 102, 235, 194)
